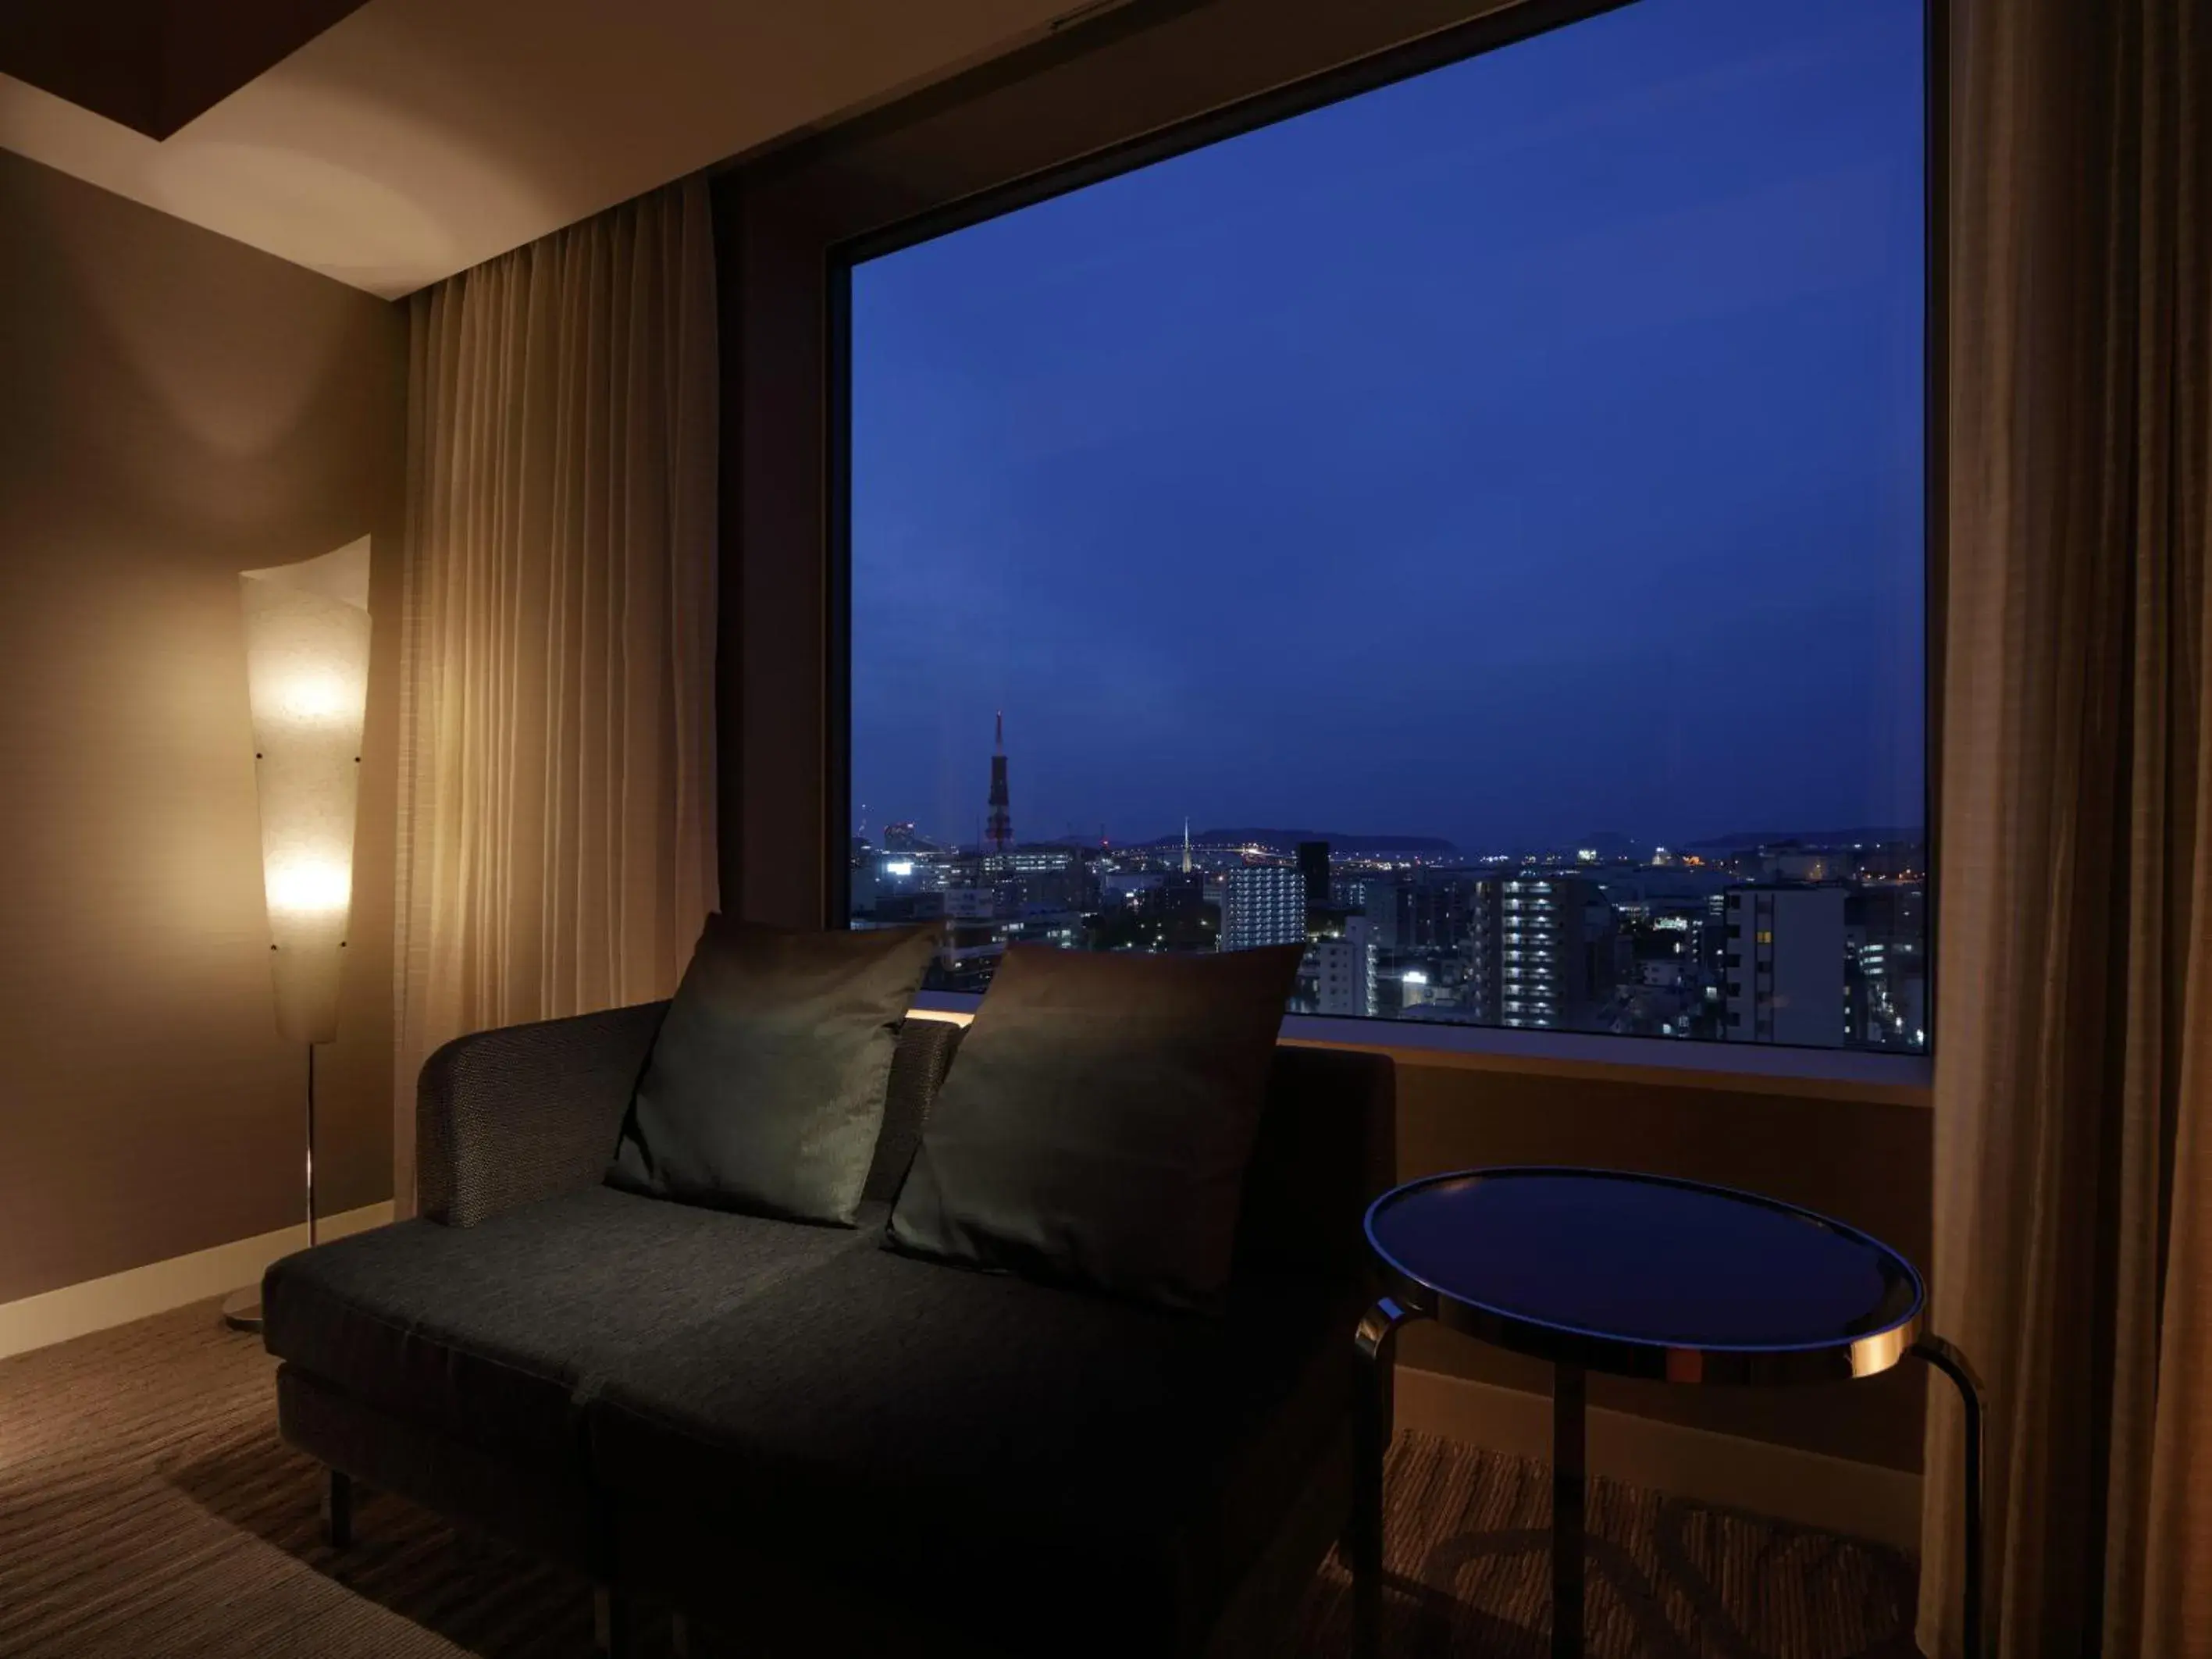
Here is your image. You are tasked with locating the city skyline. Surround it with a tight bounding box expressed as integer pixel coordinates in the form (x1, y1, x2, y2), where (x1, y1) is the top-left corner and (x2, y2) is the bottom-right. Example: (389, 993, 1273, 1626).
(850, 785, 1930, 1050)
(853, 713, 1922, 862)
(856, 794, 1922, 866)
(850, 0, 1926, 859)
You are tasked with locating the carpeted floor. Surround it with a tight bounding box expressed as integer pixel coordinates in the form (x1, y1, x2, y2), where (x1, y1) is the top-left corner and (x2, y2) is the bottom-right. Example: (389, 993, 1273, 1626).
(0, 1301, 1919, 1657)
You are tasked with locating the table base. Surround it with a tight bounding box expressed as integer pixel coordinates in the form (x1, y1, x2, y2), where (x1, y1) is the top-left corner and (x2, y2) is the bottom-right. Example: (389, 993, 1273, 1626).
(1351, 1304, 1986, 1659)
(1551, 1362, 1583, 1658)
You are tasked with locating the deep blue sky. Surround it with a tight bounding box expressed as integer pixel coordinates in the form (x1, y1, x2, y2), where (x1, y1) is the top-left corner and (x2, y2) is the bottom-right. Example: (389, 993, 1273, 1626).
(851, 0, 1925, 855)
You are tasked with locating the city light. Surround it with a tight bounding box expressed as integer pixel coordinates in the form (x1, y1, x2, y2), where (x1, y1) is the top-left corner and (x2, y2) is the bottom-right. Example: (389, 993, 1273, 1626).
(848, 806, 1929, 1052)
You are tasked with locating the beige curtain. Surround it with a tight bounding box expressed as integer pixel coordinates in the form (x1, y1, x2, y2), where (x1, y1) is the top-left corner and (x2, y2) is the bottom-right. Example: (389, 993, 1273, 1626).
(391, 178, 719, 1212)
(1923, 0, 2209, 1653)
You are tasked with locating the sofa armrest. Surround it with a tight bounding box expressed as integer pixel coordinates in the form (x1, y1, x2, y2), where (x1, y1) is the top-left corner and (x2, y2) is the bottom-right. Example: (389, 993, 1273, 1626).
(1234, 1045, 1397, 1287)
(416, 1002, 670, 1227)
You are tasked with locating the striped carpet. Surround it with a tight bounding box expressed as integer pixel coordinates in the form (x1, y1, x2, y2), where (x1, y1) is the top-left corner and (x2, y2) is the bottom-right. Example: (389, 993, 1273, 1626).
(0, 1301, 1919, 1657)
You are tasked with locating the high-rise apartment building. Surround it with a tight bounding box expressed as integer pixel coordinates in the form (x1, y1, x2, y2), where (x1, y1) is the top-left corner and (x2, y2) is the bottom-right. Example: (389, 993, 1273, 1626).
(979, 847, 1093, 916)
(1309, 916, 1376, 1016)
(1217, 866, 1306, 952)
(1342, 874, 1399, 948)
(1403, 870, 1476, 953)
(1846, 885, 1928, 1048)
(1151, 870, 1208, 918)
(1298, 841, 1331, 930)
(1461, 874, 1608, 1028)
(1722, 885, 1847, 1045)
(1345, 870, 1477, 956)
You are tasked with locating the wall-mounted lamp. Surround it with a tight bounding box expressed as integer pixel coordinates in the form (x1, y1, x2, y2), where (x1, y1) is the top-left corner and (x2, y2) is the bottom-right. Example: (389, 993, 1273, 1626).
(223, 537, 370, 1333)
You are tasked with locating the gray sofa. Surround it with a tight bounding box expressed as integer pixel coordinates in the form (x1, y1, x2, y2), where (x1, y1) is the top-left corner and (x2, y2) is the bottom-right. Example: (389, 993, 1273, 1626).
(262, 1002, 1395, 1657)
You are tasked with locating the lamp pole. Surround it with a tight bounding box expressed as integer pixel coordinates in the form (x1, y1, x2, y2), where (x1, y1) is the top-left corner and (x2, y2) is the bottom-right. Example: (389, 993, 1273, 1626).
(305, 1042, 318, 1250)
(219, 1045, 321, 1333)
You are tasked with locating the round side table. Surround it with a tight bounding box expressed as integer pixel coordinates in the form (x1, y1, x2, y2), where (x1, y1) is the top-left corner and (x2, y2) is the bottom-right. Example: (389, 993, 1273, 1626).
(1351, 1166, 1984, 1659)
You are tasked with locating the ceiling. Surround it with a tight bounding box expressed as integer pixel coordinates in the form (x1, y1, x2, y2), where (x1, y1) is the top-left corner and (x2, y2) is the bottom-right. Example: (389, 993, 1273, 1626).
(0, 0, 1082, 298)
(0, 3, 379, 140)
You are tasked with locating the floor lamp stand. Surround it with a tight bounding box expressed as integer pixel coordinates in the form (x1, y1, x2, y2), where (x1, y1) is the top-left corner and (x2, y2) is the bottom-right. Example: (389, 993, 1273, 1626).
(222, 1044, 318, 1334)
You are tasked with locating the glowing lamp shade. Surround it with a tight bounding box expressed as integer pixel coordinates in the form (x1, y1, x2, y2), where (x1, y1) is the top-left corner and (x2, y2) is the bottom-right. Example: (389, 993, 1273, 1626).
(242, 538, 372, 1044)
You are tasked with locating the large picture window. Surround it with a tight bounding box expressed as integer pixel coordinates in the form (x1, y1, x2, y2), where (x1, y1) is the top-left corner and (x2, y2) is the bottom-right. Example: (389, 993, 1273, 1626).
(845, 0, 1929, 1056)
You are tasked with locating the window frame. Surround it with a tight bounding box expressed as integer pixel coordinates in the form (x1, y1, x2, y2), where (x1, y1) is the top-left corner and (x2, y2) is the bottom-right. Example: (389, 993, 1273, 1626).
(810, 0, 1945, 1088)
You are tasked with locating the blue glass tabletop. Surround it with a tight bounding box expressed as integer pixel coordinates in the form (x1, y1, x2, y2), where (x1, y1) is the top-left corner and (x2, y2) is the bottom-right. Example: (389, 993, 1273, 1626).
(1365, 1167, 1925, 1381)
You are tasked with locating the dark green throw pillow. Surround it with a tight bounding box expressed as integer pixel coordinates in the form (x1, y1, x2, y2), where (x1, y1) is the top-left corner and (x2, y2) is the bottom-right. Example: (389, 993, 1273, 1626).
(608, 917, 938, 1225)
(886, 942, 1305, 1312)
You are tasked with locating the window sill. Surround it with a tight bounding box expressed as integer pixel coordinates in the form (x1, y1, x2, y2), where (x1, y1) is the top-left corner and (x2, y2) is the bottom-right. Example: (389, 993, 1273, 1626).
(908, 992, 1932, 1107)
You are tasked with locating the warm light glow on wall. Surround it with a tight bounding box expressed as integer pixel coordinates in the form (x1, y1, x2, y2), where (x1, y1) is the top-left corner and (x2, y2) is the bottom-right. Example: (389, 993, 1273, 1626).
(241, 538, 371, 1043)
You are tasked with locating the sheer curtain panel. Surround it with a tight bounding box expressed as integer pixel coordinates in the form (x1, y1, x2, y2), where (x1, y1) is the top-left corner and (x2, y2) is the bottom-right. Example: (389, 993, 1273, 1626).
(393, 179, 718, 1212)
(1925, 0, 2209, 1653)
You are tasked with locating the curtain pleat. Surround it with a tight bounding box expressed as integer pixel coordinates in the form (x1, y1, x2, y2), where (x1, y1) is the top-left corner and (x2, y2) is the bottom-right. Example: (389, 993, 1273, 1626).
(1923, 1, 2210, 1653)
(391, 179, 719, 1212)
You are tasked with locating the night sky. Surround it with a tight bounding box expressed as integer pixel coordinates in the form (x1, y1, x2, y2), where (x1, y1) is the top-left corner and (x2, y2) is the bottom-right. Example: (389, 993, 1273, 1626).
(850, 0, 1925, 856)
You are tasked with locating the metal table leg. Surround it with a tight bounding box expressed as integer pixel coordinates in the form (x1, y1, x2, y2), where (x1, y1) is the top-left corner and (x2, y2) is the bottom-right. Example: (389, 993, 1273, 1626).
(1913, 1337, 1986, 1659)
(1354, 1298, 1419, 1659)
(1552, 1362, 1586, 1659)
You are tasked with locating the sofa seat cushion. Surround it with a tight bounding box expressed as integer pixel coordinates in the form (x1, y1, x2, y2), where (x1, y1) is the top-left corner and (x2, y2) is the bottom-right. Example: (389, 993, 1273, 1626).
(263, 1187, 887, 1461)
(589, 1245, 1356, 1647)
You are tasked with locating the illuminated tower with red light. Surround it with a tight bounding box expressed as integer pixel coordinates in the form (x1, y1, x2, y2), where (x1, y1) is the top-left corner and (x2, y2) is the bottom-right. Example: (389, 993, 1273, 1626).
(985, 710, 1013, 853)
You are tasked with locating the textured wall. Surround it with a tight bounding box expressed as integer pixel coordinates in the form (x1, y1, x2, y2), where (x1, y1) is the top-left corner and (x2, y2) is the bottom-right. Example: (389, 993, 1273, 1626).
(0, 147, 406, 1305)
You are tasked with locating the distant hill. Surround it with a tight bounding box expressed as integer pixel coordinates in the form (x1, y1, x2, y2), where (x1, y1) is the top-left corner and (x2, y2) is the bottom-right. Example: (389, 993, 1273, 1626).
(1681, 826, 1925, 851)
(1119, 827, 1462, 856)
